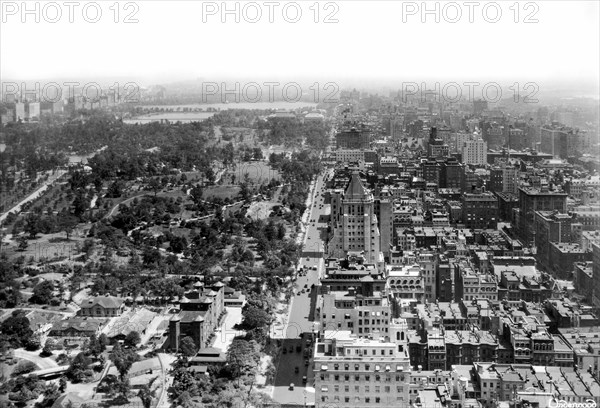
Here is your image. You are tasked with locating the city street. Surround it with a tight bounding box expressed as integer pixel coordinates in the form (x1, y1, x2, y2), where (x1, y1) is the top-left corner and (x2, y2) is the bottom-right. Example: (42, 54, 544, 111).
(272, 170, 330, 405)
(271, 336, 315, 405)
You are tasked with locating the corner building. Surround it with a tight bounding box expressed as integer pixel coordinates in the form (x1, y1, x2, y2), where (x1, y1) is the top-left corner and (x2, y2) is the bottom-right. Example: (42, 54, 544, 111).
(314, 330, 411, 408)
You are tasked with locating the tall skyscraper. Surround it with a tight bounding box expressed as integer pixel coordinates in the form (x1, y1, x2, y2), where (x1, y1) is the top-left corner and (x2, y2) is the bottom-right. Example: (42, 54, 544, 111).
(518, 186, 568, 246)
(28, 102, 41, 120)
(501, 161, 519, 194)
(336, 127, 371, 149)
(329, 172, 382, 265)
(461, 137, 487, 165)
(540, 124, 578, 159)
(15, 102, 25, 121)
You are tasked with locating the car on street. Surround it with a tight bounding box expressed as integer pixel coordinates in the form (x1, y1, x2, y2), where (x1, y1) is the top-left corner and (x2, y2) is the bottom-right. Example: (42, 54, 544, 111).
(295, 366, 299, 373)
(289, 383, 295, 390)
(302, 376, 307, 384)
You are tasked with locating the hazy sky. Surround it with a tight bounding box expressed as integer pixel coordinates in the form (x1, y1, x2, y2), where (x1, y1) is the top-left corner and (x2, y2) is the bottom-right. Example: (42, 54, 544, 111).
(1, 0, 599, 88)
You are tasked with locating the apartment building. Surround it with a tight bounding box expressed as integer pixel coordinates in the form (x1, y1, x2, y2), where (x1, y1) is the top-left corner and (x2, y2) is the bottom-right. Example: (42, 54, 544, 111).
(314, 330, 411, 408)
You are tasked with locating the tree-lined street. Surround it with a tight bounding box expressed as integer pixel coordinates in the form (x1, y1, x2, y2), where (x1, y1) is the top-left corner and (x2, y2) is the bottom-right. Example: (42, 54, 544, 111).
(272, 171, 330, 405)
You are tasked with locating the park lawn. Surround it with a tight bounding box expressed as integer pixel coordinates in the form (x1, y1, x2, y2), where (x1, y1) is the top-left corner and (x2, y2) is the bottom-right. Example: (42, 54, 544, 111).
(203, 185, 241, 200)
(221, 161, 281, 186)
(4, 232, 86, 265)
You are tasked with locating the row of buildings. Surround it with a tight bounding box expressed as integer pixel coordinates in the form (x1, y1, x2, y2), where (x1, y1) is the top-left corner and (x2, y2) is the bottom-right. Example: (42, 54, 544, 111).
(310, 98, 599, 407)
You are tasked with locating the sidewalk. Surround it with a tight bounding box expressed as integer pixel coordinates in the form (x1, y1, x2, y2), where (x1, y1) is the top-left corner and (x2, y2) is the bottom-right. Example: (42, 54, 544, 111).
(271, 292, 292, 340)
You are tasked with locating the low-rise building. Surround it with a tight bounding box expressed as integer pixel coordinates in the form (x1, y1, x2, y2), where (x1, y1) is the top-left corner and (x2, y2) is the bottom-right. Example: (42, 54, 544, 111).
(106, 308, 156, 341)
(574, 262, 594, 302)
(454, 262, 497, 303)
(409, 328, 499, 371)
(558, 326, 600, 376)
(49, 317, 104, 337)
(317, 286, 391, 337)
(387, 264, 425, 304)
(548, 243, 591, 279)
(79, 295, 125, 317)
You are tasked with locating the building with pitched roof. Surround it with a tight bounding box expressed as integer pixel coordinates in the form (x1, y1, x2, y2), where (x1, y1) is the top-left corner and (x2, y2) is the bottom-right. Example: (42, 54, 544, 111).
(49, 317, 104, 337)
(328, 172, 382, 265)
(105, 308, 157, 340)
(79, 295, 125, 317)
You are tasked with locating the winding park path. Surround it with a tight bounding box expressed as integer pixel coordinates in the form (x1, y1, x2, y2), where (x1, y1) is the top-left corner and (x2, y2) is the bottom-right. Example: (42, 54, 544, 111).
(13, 349, 59, 370)
(106, 193, 148, 218)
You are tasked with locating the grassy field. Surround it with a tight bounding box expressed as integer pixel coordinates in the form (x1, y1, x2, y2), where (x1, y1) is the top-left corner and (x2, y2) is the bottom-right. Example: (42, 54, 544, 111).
(2, 232, 86, 264)
(203, 185, 241, 200)
(221, 161, 281, 185)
